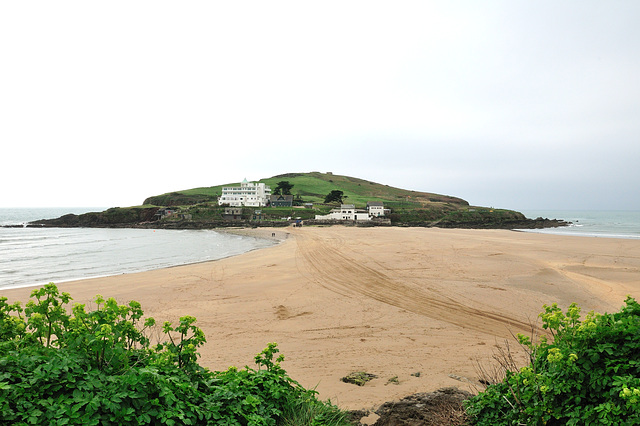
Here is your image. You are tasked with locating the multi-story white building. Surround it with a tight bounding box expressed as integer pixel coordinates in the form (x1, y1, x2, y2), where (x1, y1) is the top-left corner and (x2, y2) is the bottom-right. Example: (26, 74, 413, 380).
(367, 201, 385, 217)
(218, 179, 271, 207)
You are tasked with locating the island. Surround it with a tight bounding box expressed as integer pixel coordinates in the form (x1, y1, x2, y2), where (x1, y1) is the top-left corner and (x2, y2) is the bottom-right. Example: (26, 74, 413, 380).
(27, 172, 568, 230)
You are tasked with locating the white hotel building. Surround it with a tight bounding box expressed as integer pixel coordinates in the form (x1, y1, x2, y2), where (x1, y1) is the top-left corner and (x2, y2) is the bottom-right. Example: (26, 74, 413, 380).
(218, 179, 271, 207)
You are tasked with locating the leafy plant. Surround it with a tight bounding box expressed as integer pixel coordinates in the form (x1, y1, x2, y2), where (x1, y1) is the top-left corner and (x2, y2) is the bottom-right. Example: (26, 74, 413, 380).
(24, 284, 72, 348)
(465, 297, 640, 425)
(0, 284, 350, 425)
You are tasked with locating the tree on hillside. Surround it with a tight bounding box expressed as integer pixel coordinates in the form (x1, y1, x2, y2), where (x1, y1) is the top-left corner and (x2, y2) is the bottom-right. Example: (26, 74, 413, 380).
(273, 181, 294, 196)
(324, 190, 346, 204)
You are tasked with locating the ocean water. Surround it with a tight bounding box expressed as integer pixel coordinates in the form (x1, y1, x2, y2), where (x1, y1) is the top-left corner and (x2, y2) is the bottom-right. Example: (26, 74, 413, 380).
(0, 207, 108, 227)
(520, 210, 640, 240)
(0, 208, 276, 290)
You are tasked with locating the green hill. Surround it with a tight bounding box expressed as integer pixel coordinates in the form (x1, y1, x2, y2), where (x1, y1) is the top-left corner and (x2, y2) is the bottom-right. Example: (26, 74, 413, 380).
(143, 171, 468, 209)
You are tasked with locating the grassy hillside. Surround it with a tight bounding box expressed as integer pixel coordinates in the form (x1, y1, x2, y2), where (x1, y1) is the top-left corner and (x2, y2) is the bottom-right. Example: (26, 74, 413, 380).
(143, 171, 468, 209)
(33, 172, 566, 229)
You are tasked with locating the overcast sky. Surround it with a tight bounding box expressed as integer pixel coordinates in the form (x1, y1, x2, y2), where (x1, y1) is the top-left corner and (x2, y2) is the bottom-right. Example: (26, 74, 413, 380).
(1, 1, 639, 211)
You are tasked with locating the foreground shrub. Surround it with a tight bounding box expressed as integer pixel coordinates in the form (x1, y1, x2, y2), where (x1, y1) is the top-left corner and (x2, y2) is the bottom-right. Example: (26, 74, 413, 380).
(465, 297, 640, 425)
(0, 284, 349, 425)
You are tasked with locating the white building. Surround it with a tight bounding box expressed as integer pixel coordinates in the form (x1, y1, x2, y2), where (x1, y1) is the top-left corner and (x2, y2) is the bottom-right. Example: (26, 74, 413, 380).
(315, 202, 387, 221)
(218, 179, 271, 207)
(367, 201, 385, 217)
(315, 204, 371, 221)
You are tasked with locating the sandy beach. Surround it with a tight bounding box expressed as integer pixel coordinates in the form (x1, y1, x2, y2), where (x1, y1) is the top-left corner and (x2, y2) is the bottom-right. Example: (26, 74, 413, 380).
(3, 226, 640, 410)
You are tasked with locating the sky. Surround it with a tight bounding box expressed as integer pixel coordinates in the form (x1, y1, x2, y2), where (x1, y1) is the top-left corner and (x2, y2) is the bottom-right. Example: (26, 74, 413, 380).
(1, 1, 639, 211)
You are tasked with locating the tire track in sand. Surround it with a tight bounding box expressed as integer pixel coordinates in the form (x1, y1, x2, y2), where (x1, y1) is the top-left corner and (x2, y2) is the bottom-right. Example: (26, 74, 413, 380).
(294, 230, 537, 337)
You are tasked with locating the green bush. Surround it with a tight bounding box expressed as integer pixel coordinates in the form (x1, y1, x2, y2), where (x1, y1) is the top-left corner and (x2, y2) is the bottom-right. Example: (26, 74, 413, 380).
(0, 284, 349, 425)
(465, 297, 640, 425)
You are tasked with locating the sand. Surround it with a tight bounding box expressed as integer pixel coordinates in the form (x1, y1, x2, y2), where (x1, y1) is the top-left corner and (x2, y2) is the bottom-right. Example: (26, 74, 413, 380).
(3, 226, 640, 410)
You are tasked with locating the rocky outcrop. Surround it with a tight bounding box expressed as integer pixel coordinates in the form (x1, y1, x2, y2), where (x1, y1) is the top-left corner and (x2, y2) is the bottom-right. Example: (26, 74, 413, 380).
(350, 387, 472, 426)
(27, 216, 293, 230)
(28, 207, 160, 227)
(434, 216, 570, 230)
(24, 204, 568, 231)
(26, 214, 568, 231)
(143, 193, 217, 206)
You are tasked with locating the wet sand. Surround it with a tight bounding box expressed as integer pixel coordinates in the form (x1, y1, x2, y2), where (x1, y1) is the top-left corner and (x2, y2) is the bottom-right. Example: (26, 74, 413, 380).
(3, 226, 639, 410)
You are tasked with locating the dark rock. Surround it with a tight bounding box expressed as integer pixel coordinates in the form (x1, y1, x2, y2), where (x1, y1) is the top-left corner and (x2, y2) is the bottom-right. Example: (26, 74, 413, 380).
(435, 217, 570, 230)
(143, 193, 217, 206)
(370, 387, 472, 426)
(347, 409, 372, 425)
(29, 208, 162, 228)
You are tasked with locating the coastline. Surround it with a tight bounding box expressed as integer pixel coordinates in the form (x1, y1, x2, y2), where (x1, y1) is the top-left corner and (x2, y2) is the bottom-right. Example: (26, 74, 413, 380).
(2, 226, 639, 410)
(215, 226, 290, 242)
(0, 227, 281, 292)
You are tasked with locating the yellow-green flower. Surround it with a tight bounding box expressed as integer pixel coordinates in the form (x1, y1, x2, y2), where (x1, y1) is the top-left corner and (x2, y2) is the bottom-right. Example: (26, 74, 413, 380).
(547, 348, 563, 363)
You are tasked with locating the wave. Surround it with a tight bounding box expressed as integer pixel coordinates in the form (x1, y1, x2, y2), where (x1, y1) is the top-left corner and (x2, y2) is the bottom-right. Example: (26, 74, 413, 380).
(521, 228, 640, 240)
(0, 227, 276, 290)
(519, 210, 640, 240)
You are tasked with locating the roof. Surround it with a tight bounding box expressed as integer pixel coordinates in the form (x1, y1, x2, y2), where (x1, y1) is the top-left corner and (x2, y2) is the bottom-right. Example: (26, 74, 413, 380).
(270, 195, 294, 201)
(367, 201, 384, 207)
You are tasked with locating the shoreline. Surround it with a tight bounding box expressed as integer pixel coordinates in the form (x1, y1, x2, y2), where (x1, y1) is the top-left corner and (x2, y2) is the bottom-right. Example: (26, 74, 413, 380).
(517, 227, 640, 240)
(0, 227, 287, 292)
(2, 226, 639, 410)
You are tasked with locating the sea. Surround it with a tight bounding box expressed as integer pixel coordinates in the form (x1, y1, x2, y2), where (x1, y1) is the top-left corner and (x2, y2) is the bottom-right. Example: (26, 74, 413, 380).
(0, 208, 276, 291)
(519, 210, 640, 240)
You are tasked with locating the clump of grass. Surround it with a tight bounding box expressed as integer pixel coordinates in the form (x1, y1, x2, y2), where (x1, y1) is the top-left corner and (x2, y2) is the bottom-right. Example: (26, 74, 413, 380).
(340, 371, 378, 386)
(280, 397, 351, 426)
(386, 376, 399, 385)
